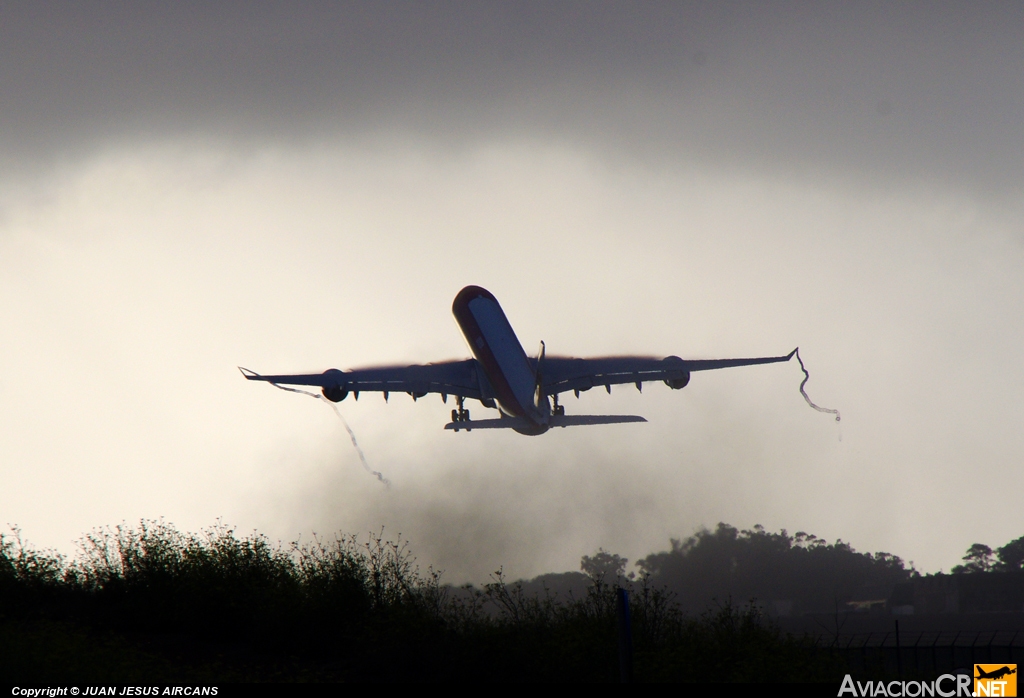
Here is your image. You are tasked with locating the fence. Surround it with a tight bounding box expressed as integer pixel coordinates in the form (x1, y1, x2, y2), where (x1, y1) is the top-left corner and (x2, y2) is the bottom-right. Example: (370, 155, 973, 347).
(806, 631, 1023, 677)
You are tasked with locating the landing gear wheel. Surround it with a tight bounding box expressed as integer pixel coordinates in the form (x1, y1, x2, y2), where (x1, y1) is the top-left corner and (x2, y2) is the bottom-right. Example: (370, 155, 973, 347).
(452, 404, 471, 422)
(452, 396, 470, 422)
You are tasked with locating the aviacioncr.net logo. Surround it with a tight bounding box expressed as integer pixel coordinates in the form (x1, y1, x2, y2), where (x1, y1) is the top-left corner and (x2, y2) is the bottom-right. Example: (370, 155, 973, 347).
(839, 674, 973, 697)
(974, 664, 1017, 697)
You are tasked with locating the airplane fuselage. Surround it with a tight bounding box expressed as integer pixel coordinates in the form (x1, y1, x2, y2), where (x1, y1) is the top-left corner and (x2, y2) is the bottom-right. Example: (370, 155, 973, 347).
(452, 285, 550, 434)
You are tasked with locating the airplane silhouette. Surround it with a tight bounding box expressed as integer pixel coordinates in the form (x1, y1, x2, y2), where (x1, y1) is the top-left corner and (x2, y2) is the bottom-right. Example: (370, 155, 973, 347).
(241, 285, 796, 435)
(976, 666, 1017, 681)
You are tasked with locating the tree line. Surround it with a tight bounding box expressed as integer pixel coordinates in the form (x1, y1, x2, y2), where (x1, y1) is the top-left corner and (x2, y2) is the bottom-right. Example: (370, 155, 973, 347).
(952, 535, 1024, 574)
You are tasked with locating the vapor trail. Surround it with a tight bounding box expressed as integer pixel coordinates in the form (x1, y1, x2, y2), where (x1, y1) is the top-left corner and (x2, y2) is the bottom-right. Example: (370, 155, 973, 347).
(250, 374, 390, 486)
(317, 395, 389, 486)
(795, 348, 841, 422)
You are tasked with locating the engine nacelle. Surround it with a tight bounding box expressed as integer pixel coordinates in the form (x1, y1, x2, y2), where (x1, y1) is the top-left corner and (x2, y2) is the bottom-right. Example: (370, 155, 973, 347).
(662, 355, 690, 389)
(664, 374, 690, 390)
(322, 384, 349, 402)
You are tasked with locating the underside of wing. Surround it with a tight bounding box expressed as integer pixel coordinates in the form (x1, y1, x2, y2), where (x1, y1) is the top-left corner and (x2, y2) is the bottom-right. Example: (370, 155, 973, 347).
(240, 359, 488, 401)
(538, 349, 796, 396)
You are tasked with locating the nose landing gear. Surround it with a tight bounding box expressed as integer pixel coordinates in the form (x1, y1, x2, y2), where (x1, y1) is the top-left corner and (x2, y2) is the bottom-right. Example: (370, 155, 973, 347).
(551, 393, 565, 417)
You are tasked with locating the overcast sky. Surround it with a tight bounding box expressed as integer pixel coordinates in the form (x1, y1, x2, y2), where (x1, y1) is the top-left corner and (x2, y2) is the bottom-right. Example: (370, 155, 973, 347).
(1, 2, 1022, 582)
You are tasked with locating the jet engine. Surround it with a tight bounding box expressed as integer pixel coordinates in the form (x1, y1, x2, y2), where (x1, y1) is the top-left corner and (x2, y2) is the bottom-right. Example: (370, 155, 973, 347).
(322, 384, 349, 402)
(664, 374, 690, 389)
(662, 355, 690, 389)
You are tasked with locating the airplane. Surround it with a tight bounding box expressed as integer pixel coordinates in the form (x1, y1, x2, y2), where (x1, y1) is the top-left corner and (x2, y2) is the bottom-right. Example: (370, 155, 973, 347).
(240, 285, 797, 436)
(976, 666, 1016, 681)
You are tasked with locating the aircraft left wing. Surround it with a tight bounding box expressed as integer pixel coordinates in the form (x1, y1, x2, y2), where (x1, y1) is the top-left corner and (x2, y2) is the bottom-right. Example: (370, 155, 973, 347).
(239, 359, 489, 402)
(537, 349, 796, 396)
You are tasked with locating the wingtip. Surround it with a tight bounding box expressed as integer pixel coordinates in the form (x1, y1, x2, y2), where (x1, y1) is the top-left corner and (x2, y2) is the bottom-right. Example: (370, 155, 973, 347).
(238, 366, 258, 379)
(787, 348, 798, 360)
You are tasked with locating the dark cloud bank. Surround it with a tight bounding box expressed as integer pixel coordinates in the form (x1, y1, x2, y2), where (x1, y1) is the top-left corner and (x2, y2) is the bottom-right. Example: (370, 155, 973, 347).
(2, 1, 1022, 191)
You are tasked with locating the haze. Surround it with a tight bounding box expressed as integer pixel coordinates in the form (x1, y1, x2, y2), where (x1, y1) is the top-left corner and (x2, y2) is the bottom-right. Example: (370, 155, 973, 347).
(1, 2, 1022, 583)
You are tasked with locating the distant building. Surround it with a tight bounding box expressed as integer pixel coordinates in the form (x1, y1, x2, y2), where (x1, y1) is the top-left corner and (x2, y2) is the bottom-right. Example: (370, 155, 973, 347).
(888, 573, 1024, 615)
(889, 581, 915, 615)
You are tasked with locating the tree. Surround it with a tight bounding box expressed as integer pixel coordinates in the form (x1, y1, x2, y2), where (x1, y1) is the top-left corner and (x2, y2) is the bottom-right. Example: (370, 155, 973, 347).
(634, 523, 912, 614)
(996, 536, 1024, 572)
(952, 543, 996, 573)
(580, 549, 629, 581)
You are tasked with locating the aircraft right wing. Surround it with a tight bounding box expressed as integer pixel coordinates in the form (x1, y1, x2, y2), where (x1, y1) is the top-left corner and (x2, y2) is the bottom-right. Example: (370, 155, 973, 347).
(538, 349, 797, 396)
(239, 358, 492, 402)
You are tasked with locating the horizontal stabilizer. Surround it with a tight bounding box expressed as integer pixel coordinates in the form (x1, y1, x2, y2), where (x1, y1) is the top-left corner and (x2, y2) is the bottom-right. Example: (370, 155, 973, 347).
(444, 418, 527, 431)
(550, 414, 647, 426)
(444, 414, 647, 431)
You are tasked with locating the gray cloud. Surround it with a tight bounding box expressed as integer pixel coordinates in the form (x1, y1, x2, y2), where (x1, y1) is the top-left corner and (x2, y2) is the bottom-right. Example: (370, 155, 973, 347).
(2, 2, 1022, 191)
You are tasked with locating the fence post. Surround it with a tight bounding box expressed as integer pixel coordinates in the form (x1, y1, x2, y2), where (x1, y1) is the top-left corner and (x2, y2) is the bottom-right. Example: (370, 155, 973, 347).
(913, 629, 921, 676)
(863, 632, 871, 674)
(881, 632, 890, 675)
(896, 620, 902, 678)
(616, 587, 633, 684)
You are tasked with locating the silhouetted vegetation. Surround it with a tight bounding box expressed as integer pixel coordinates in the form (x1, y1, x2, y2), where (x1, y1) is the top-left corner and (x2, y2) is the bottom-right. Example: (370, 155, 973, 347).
(0, 520, 845, 682)
(952, 536, 1024, 574)
(12, 521, 1024, 682)
(638, 523, 915, 614)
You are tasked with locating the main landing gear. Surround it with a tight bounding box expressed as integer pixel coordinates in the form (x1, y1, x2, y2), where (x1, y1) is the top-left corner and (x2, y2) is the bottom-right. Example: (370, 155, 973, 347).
(451, 396, 471, 423)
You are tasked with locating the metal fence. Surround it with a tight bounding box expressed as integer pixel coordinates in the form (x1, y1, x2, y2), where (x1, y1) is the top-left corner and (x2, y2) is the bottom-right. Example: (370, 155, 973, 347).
(806, 631, 1023, 676)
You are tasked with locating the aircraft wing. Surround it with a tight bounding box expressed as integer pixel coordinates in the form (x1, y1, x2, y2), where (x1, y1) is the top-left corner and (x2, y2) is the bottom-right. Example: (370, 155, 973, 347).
(538, 349, 796, 396)
(239, 359, 488, 401)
